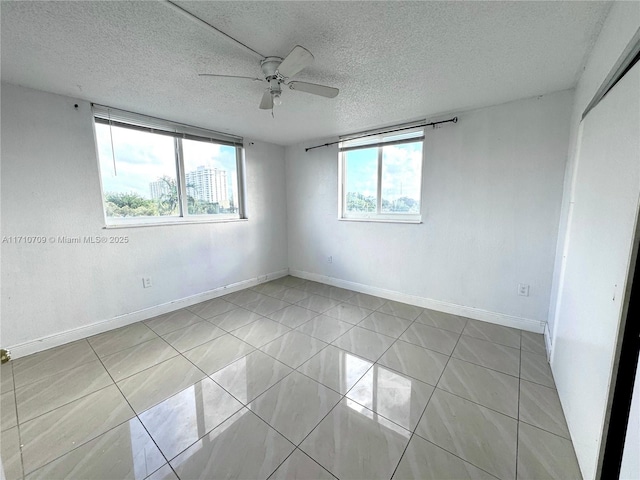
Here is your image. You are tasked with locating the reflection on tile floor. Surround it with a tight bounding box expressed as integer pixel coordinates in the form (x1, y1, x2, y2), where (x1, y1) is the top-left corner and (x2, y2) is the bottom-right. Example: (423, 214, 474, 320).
(0, 276, 582, 480)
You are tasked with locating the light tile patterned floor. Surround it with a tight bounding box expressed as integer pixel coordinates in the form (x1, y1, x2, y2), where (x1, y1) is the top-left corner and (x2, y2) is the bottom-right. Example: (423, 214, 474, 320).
(0, 276, 583, 479)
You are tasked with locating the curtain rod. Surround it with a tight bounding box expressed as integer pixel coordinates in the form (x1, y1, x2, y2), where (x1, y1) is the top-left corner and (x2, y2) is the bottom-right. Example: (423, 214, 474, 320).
(305, 116, 458, 152)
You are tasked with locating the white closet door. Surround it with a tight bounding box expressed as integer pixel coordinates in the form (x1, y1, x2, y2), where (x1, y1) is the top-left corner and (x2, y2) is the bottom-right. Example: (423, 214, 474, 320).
(552, 61, 640, 480)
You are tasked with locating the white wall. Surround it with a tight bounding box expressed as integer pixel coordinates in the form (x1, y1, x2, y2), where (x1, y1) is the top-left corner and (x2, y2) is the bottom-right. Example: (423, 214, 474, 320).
(547, 1, 640, 339)
(286, 90, 573, 331)
(547, 3, 640, 479)
(0, 83, 288, 354)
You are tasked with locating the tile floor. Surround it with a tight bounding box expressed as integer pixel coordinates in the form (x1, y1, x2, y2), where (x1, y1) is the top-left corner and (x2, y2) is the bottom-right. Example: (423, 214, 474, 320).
(0, 276, 583, 479)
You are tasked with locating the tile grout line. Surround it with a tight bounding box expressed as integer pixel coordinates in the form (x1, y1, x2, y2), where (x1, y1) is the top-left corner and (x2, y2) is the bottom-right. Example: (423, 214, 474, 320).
(415, 319, 518, 479)
(217, 326, 329, 402)
(96, 334, 255, 479)
(13, 379, 121, 437)
(448, 353, 558, 391)
(245, 285, 345, 480)
(450, 334, 528, 379)
(4, 281, 315, 479)
(287, 313, 329, 333)
(9, 340, 105, 391)
(176, 285, 540, 478)
(460, 331, 522, 350)
(13, 356, 147, 426)
(88, 326, 163, 359)
(168, 282, 346, 476)
(190, 366, 305, 477)
(517, 418, 574, 442)
(257, 332, 332, 368)
(265, 444, 338, 480)
(456, 332, 522, 351)
(99, 338, 181, 384)
(84, 339, 181, 480)
(9, 362, 27, 480)
(11, 340, 115, 478)
(388, 317, 468, 480)
(292, 347, 369, 398)
(271, 311, 418, 479)
(201, 339, 300, 408)
(244, 381, 335, 479)
(329, 310, 422, 432)
(94, 328, 280, 478)
(149, 344, 248, 477)
(310, 311, 459, 392)
(101, 328, 250, 476)
(392, 316, 507, 480)
(9, 279, 556, 479)
(431, 385, 519, 421)
(353, 309, 412, 338)
(339, 311, 423, 480)
(325, 297, 419, 358)
(114, 316, 541, 477)
(164, 281, 328, 334)
(20, 347, 163, 478)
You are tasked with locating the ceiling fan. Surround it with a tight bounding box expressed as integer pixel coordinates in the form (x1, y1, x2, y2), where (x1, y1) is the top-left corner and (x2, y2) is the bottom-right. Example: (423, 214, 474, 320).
(199, 45, 339, 110)
(163, 0, 338, 111)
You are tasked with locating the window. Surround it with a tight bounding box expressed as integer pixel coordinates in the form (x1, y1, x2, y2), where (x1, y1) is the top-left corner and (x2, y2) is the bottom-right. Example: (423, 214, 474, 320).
(339, 125, 424, 222)
(93, 106, 244, 226)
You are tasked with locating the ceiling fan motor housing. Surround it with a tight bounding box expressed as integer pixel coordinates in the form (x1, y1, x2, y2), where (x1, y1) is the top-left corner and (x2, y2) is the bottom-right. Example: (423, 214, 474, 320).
(260, 57, 283, 79)
(261, 57, 285, 97)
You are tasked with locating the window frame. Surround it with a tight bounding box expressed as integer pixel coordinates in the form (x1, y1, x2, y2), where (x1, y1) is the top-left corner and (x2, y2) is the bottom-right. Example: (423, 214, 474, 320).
(338, 125, 425, 223)
(92, 106, 246, 227)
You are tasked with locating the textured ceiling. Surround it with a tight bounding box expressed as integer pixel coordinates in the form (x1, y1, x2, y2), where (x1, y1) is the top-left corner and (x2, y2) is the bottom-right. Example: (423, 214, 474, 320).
(1, 1, 610, 145)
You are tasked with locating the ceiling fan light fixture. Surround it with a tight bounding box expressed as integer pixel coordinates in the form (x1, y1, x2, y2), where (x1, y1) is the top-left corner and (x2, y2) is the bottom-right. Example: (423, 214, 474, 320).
(272, 92, 283, 106)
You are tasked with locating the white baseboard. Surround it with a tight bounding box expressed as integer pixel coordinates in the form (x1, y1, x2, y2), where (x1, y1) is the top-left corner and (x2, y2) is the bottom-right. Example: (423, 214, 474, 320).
(289, 269, 546, 333)
(544, 322, 553, 360)
(7, 268, 289, 359)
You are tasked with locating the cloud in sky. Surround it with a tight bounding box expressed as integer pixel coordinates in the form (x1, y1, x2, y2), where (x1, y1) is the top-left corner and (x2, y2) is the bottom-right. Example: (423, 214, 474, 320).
(182, 139, 236, 175)
(344, 141, 422, 201)
(382, 143, 422, 201)
(96, 124, 237, 198)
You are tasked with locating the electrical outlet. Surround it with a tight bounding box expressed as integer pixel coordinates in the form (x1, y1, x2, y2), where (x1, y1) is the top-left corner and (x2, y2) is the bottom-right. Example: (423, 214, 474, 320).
(142, 277, 153, 288)
(327, 256, 333, 263)
(518, 283, 530, 296)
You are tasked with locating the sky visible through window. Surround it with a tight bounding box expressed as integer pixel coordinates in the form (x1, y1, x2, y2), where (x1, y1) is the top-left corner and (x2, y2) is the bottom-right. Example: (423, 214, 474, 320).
(345, 141, 422, 213)
(382, 142, 422, 212)
(346, 148, 377, 197)
(96, 124, 237, 199)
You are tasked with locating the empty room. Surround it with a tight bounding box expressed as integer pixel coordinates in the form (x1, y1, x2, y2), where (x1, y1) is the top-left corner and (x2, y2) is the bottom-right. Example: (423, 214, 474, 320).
(1, 1, 639, 479)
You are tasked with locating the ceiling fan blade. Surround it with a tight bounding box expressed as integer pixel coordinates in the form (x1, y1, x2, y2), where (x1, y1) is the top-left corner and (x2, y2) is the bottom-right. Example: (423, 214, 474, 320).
(198, 74, 263, 81)
(276, 46, 314, 78)
(259, 90, 273, 110)
(288, 81, 339, 98)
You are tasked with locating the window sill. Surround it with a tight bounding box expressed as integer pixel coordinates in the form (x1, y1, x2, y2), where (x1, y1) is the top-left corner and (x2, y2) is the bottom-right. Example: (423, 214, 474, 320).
(338, 217, 422, 224)
(103, 218, 248, 229)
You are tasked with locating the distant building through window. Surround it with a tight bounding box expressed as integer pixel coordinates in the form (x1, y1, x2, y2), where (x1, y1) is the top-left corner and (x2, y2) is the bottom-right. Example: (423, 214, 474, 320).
(149, 179, 171, 201)
(184, 166, 229, 208)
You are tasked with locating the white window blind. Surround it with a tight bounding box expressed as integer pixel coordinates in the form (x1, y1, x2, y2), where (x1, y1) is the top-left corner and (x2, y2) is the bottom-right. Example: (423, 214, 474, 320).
(92, 104, 243, 147)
